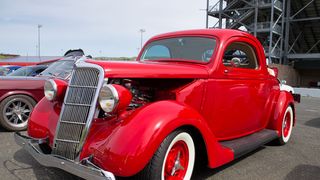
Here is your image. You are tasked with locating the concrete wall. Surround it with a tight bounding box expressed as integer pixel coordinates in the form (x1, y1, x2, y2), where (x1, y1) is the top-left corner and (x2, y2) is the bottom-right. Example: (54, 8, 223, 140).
(269, 64, 300, 86)
(294, 88, 320, 98)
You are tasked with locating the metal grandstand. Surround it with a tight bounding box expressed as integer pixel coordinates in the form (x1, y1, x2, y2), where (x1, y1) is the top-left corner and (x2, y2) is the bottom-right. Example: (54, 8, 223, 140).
(207, 0, 320, 69)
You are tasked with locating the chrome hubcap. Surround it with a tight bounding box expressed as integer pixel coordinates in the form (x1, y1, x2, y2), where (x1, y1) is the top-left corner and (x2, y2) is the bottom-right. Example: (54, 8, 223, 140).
(165, 140, 189, 179)
(171, 151, 185, 176)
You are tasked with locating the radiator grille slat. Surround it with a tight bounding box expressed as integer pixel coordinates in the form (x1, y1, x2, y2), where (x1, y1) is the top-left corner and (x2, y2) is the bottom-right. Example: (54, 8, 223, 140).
(52, 66, 102, 160)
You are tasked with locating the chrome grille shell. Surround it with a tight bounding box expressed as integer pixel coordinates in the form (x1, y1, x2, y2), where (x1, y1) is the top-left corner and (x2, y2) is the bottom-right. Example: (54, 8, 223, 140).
(52, 62, 104, 161)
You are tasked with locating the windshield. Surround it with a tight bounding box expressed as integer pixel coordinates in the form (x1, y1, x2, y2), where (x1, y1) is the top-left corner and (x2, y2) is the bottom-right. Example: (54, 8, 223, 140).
(40, 60, 74, 79)
(7, 66, 33, 76)
(140, 37, 216, 63)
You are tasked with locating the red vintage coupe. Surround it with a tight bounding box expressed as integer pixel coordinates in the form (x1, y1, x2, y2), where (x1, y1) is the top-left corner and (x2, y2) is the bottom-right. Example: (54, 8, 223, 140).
(16, 29, 297, 179)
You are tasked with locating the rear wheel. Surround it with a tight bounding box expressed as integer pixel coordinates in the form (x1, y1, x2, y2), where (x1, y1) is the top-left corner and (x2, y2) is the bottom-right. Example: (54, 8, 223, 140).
(276, 106, 293, 145)
(139, 130, 195, 180)
(0, 95, 36, 131)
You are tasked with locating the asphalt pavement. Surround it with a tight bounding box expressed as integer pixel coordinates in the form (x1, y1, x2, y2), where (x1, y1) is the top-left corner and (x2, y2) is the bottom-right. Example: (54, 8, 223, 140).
(0, 97, 319, 180)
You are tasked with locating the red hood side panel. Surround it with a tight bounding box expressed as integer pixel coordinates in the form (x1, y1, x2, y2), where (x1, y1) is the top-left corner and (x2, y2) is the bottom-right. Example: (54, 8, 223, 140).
(86, 60, 209, 79)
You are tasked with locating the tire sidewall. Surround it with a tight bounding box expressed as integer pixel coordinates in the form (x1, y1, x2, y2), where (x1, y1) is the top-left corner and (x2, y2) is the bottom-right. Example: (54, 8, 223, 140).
(0, 95, 36, 131)
(280, 106, 293, 144)
(161, 132, 195, 180)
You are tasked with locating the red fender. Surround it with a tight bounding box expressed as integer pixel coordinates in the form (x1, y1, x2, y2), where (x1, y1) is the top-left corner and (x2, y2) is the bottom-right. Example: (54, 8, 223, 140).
(81, 100, 234, 177)
(0, 90, 41, 102)
(267, 91, 295, 136)
(28, 98, 61, 146)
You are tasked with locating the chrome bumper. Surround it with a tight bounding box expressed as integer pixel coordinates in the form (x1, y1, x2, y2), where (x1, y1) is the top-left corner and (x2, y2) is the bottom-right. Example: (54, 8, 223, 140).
(14, 132, 115, 180)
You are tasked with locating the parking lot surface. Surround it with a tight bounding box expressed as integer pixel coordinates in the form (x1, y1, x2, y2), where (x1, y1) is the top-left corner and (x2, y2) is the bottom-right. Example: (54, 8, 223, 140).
(0, 97, 319, 180)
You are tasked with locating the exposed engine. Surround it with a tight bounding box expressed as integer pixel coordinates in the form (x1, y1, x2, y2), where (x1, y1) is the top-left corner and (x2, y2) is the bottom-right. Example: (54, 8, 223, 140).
(108, 78, 194, 109)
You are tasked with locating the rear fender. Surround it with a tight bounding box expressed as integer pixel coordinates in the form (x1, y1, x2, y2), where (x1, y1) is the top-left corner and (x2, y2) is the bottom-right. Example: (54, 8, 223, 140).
(0, 91, 39, 102)
(267, 91, 295, 135)
(81, 100, 234, 177)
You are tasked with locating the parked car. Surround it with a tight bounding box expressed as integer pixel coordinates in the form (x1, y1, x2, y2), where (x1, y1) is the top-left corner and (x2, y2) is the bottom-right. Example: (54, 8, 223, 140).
(0, 49, 85, 131)
(6, 65, 47, 77)
(0, 65, 21, 76)
(16, 29, 297, 179)
(277, 80, 301, 102)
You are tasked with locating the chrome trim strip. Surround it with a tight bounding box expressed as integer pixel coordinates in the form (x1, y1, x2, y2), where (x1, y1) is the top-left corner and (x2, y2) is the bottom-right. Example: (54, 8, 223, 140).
(14, 132, 115, 180)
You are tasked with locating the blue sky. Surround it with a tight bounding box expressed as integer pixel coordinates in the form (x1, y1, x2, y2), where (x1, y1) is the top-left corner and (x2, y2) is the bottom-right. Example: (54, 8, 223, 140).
(0, 0, 207, 57)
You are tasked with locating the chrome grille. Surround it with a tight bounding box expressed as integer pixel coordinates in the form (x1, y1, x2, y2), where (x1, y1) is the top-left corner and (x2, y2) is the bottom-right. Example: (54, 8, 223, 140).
(52, 63, 104, 160)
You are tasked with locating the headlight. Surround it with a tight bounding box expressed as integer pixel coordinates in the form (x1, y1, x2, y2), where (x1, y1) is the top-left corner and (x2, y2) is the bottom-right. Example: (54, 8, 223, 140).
(44, 79, 57, 101)
(99, 83, 132, 113)
(99, 84, 119, 113)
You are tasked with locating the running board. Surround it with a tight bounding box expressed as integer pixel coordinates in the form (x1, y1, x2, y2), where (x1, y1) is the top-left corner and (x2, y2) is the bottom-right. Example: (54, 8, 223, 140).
(220, 129, 278, 159)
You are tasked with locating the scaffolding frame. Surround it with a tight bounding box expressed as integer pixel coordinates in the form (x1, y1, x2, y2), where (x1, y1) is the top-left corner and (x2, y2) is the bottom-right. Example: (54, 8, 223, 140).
(207, 0, 320, 65)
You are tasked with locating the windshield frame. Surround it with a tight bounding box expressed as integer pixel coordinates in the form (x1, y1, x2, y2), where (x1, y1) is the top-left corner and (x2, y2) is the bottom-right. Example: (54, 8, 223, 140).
(138, 35, 218, 64)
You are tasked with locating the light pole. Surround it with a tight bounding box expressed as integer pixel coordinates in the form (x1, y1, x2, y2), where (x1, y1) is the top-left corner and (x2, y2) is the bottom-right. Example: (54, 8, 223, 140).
(139, 29, 146, 50)
(37, 24, 42, 60)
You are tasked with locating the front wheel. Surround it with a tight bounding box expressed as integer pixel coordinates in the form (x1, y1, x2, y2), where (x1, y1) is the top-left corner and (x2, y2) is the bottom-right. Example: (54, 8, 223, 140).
(139, 130, 195, 180)
(276, 106, 294, 145)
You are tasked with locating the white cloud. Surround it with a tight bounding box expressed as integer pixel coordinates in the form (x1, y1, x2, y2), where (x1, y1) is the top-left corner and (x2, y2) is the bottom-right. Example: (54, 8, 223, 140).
(0, 0, 207, 56)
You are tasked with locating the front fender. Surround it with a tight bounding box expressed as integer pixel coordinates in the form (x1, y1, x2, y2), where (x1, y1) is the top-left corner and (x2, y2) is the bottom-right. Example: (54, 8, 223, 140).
(81, 100, 234, 177)
(267, 91, 295, 135)
(27, 97, 61, 146)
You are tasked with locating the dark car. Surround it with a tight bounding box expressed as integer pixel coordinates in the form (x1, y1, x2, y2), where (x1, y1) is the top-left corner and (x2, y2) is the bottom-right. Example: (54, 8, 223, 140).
(7, 65, 47, 77)
(0, 49, 85, 131)
(0, 65, 21, 76)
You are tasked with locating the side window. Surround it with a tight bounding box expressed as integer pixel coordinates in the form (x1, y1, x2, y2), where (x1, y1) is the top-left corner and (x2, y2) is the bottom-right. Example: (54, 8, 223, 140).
(223, 42, 258, 69)
(34, 68, 45, 75)
(141, 45, 170, 60)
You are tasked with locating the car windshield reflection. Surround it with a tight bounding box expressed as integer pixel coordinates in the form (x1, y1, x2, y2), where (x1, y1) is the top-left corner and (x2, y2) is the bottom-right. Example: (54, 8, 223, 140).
(140, 37, 216, 63)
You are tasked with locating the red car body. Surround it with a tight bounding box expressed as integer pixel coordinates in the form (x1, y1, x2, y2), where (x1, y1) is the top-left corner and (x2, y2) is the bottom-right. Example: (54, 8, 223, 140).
(16, 29, 296, 179)
(0, 77, 45, 103)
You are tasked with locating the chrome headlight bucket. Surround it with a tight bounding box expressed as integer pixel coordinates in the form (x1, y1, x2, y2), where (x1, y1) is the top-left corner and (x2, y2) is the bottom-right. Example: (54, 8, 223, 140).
(98, 83, 119, 113)
(44, 79, 57, 101)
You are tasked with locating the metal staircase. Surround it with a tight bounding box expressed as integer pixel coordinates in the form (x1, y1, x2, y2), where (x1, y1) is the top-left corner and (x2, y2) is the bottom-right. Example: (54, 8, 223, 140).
(207, 0, 284, 63)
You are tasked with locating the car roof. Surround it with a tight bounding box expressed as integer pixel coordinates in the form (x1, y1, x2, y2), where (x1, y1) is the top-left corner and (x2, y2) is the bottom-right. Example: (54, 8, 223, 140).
(2, 65, 21, 68)
(149, 29, 256, 42)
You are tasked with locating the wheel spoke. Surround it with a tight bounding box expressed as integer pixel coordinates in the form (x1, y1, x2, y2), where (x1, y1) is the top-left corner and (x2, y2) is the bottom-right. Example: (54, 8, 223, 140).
(17, 114, 23, 121)
(13, 117, 20, 124)
(17, 101, 22, 108)
(21, 104, 27, 109)
(22, 109, 31, 113)
(8, 116, 16, 123)
(5, 112, 14, 116)
(21, 113, 30, 120)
